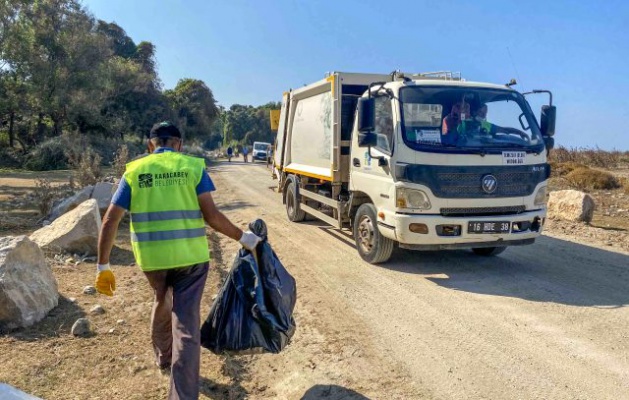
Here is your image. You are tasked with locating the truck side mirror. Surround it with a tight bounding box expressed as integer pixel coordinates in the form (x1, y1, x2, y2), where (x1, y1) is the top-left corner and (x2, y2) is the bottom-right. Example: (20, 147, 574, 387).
(544, 136, 554, 151)
(540, 105, 556, 137)
(357, 97, 376, 147)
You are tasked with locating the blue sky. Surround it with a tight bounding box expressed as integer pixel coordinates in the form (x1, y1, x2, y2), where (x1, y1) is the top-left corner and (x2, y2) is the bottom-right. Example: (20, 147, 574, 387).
(85, 0, 629, 150)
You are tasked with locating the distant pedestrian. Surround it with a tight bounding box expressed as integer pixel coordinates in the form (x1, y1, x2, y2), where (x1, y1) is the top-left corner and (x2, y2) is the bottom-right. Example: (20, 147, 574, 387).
(226, 146, 233, 162)
(243, 146, 249, 163)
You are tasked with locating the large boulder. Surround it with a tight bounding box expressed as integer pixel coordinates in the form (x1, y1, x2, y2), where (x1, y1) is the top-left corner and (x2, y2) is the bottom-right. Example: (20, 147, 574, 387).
(91, 182, 115, 214)
(30, 199, 101, 255)
(0, 236, 58, 331)
(49, 185, 94, 221)
(547, 189, 596, 223)
(49, 182, 114, 222)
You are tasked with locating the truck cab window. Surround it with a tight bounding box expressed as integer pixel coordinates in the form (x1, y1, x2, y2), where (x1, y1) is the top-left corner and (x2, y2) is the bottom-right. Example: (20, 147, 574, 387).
(374, 96, 394, 153)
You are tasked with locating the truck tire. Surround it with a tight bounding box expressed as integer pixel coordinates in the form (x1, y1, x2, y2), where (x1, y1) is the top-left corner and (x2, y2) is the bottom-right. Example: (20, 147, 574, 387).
(286, 182, 306, 222)
(472, 247, 506, 256)
(353, 203, 394, 264)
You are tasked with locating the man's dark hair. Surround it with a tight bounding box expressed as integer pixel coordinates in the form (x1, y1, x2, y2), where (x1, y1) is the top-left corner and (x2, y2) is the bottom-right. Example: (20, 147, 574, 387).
(148, 121, 182, 148)
(149, 121, 181, 139)
(150, 136, 180, 148)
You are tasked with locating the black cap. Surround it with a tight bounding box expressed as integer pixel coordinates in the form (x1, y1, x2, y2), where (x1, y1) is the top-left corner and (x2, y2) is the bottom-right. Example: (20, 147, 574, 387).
(149, 121, 181, 139)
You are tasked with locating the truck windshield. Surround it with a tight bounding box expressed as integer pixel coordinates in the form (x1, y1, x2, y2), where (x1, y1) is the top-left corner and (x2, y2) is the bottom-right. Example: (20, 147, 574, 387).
(399, 86, 544, 153)
(254, 143, 269, 150)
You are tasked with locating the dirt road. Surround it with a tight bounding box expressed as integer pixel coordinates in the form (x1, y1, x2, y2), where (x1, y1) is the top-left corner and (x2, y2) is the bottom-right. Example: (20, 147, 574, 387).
(210, 160, 629, 399)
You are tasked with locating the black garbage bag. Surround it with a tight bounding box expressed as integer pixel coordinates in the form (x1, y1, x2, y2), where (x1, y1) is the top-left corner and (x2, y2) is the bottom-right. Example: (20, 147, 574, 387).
(200, 219, 296, 354)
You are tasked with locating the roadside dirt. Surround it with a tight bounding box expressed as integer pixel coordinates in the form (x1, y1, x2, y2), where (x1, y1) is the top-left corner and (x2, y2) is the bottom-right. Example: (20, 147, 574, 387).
(1, 162, 629, 399)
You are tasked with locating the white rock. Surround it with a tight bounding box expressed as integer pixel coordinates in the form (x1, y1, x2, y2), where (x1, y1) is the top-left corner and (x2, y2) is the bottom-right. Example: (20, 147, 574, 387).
(90, 304, 105, 315)
(30, 199, 101, 256)
(91, 182, 115, 214)
(71, 318, 91, 337)
(83, 286, 96, 295)
(49, 186, 94, 221)
(547, 190, 596, 223)
(116, 319, 126, 325)
(0, 236, 59, 331)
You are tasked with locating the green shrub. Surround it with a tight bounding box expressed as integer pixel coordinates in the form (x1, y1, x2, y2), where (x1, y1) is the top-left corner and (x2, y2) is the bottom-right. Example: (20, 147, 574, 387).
(23, 138, 71, 170)
(565, 167, 620, 191)
(0, 147, 24, 169)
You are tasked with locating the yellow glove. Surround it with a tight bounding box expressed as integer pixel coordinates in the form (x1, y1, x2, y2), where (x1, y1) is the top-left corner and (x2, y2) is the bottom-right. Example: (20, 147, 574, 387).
(95, 264, 116, 296)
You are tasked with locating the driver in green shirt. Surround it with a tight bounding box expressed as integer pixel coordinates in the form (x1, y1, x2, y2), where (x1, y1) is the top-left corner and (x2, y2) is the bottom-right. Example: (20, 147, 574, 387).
(471, 103, 528, 139)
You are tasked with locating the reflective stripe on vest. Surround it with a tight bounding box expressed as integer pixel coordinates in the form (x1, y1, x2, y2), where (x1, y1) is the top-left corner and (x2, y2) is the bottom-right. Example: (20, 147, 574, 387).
(125, 151, 210, 271)
(131, 210, 203, 223)
(131, 227, 206, 242)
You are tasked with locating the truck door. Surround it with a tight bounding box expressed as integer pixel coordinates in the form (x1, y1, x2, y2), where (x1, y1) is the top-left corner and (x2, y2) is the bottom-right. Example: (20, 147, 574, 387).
(350, 95, 395, 204)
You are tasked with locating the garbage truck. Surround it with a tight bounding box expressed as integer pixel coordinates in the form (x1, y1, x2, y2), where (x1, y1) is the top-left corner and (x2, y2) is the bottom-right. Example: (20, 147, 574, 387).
(273, 71, 556, 263)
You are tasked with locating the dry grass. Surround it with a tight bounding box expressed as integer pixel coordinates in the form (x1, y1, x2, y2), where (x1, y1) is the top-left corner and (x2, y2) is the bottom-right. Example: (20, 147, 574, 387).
(565, 167, 620, 191)
(549, 146, 629, 169)
(0, 213, 38, 233)
(112, 144, 129, 178)
(66, 147, 103, 187)
(549, 161, 588, 177)
(31, 178, 77, 217)
(619, 177, 629, 195)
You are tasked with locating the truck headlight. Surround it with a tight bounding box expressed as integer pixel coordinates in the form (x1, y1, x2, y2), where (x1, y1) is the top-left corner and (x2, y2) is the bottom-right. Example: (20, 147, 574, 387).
(534, 186, 547, 206)
(396, 188, 431, 210)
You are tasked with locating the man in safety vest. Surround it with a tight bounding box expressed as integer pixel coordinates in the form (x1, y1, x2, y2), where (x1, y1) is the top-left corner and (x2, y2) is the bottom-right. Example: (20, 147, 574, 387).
(95, 121, 261, 400)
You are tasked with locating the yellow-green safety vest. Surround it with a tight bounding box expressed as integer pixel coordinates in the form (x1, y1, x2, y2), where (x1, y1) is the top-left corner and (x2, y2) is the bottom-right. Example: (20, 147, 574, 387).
(124, 151, 210, 271)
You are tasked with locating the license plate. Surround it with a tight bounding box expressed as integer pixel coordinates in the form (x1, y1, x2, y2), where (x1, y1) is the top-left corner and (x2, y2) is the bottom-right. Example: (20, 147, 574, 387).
(468, 221, 511, 234)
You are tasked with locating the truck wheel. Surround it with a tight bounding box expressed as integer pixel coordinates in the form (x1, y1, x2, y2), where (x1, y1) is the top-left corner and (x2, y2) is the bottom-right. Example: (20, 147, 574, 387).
(353, 203, 394, 264)
(472, 247, 506, 256)
(286, 182, 306, 222)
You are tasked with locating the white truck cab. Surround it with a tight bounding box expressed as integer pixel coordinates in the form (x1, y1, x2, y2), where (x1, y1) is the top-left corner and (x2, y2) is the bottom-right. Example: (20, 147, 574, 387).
(273, 71, 556, 263)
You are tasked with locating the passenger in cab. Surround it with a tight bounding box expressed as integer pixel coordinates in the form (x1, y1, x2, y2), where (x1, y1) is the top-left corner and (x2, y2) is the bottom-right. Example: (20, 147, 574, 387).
(441, 101, 470, 145)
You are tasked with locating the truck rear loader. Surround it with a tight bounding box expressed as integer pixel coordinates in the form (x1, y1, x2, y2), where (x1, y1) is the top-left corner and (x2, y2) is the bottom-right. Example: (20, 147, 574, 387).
(273, 71, 556, 264)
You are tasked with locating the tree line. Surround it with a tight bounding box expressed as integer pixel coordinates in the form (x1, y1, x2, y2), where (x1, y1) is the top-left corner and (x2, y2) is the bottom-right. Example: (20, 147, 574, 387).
(0, 0, 278, 167)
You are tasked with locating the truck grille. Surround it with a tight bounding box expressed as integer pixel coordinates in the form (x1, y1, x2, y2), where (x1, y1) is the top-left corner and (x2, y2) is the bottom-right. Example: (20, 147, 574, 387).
(437, 170, 533, 197)
(440, 205, 526, 217)
(398, 164, 550, 199)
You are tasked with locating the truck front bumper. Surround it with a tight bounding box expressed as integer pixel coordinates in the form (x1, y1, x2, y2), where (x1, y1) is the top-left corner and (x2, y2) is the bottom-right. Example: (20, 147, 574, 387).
(378, 209, 546, 250)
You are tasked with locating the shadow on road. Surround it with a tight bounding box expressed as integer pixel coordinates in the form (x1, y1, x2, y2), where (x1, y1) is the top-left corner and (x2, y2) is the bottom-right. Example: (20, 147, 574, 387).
(199, 375, 247, 400)
(301, 384, 371, 399)
(385, 235, 629, 307)
(315, 224, 629, 307)
(214, 200, 255, 212)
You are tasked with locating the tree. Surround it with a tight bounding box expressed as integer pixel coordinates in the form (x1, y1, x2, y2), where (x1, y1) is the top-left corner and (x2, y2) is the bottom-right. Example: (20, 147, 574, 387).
(95, 21, 136, 59)
(165, 78, 219, 140)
